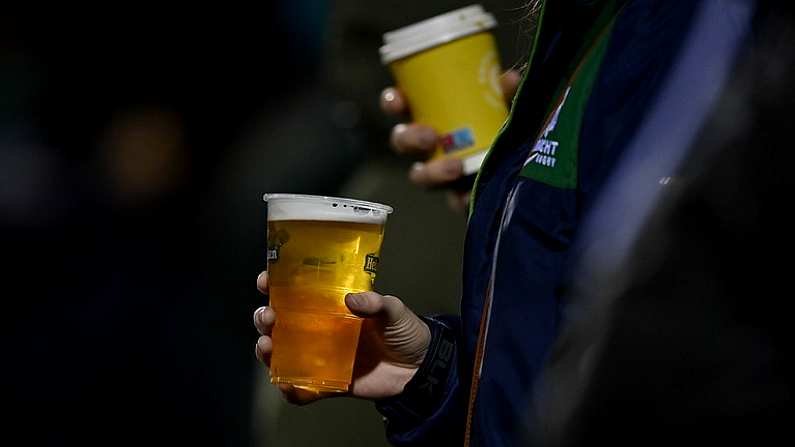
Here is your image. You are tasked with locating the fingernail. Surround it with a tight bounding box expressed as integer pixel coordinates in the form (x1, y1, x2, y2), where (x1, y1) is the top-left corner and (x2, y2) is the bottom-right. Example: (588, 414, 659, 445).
(257, 307, 270, 324)
(346, 293, 364, 307)
(409, 162, 426, 184)
(383, 89, 396, 103)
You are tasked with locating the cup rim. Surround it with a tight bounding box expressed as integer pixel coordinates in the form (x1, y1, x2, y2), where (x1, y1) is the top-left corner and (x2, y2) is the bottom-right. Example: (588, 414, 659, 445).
(380, 4, 497, 64)
(263, 193, 394, 214)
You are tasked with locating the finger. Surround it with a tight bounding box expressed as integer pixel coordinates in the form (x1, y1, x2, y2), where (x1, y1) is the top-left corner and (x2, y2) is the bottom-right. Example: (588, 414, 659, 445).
(380, 87, 408, 116)
(255, 335, 272, 366)
(345, 292, 406, 324)
(256, 271, 269, 294)
(254, 306, 276, 335)
(278, 384, 330, 406)
(446, 190, 471, 213)
(500, 69, 521, 101)
(408, 158, 464, 188)
(390, 123, 438, 156)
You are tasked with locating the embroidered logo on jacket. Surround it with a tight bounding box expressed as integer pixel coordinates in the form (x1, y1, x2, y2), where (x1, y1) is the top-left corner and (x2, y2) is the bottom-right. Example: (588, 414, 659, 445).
(519, 84, 579, 189)
(525, 87, 570, 170)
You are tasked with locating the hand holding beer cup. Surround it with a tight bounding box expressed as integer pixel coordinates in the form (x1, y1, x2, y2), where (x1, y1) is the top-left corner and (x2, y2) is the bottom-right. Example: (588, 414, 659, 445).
(255, 194, 431, 404)
(254, 273, 431, 404)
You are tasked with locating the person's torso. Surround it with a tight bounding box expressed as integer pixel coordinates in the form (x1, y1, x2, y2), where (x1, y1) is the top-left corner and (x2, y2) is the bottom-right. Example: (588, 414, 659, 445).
(459, 0, 743, 444)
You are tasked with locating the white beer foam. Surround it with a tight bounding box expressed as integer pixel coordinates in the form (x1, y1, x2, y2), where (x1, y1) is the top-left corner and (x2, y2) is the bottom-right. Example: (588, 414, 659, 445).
(264, 194, 392, 224)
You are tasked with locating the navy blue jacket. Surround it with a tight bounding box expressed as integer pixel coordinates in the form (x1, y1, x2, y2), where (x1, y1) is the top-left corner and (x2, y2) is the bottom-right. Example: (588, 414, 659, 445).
(377, 1, 755, 445)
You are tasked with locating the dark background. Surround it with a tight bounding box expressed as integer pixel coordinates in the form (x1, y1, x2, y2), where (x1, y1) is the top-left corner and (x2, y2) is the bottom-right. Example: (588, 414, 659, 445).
(1, 2, 527, 445)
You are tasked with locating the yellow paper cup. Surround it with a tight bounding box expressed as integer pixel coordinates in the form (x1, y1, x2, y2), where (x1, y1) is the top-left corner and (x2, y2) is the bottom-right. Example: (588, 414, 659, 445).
(380, 5, 508, 175)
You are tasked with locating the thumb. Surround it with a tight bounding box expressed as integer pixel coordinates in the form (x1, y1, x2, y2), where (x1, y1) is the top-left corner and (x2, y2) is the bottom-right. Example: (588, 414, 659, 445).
(345, 291, 405, 324)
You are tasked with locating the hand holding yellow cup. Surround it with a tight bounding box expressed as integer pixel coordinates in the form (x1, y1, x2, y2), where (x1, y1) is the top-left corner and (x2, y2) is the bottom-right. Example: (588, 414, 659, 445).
(380, 5, 508, 175)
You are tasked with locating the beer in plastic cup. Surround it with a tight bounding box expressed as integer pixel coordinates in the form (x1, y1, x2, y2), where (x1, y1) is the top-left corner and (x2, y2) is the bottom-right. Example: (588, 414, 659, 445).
(263, 194, 393, 393)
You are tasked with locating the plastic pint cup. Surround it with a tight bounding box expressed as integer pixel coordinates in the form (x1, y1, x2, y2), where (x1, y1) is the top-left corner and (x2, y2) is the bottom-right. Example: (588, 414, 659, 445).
(263, 194, 393, 393)
(380, 4, 508, 175)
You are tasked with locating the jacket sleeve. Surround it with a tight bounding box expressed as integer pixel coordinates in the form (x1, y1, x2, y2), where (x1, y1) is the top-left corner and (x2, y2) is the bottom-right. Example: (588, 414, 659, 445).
(374, 314, 468, 446)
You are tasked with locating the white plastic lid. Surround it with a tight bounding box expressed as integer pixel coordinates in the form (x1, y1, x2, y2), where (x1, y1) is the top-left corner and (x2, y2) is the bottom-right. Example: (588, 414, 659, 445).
(463, 151, 488, 176)
(263, 193, 393, 224)
(380, 4, 497, 64)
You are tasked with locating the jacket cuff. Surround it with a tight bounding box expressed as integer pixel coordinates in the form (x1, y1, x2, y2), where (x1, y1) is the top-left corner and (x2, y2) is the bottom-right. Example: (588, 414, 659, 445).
(375, 315, 458, 432)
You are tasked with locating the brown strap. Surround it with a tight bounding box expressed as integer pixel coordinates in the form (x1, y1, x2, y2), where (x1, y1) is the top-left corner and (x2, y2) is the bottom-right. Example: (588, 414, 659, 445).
(462, 283, 492, 447)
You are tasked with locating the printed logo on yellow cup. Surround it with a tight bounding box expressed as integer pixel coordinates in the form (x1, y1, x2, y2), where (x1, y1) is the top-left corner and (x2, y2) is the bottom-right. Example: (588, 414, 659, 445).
(380, 5, 508, 175)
